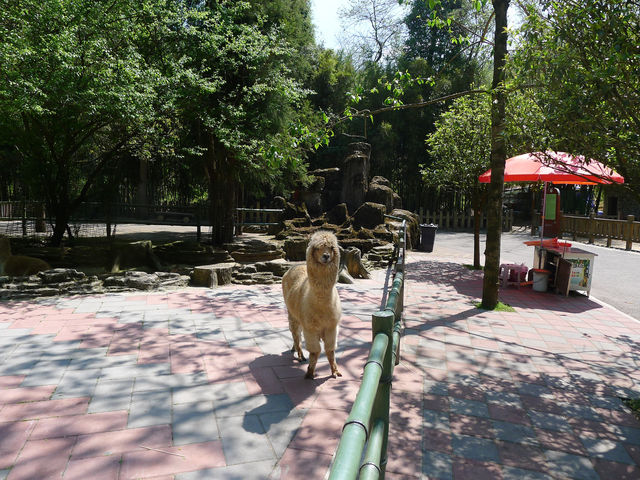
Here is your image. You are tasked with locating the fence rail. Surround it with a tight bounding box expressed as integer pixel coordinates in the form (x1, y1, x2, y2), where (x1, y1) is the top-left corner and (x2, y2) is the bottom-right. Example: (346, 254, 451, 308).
(562, 214, 638, 250)
(328, 217, 406, 480)
(418, 208, 513, 232)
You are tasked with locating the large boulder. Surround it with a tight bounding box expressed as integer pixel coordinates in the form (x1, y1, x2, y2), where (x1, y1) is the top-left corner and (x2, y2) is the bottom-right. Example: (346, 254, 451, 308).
(387, 209, 420, 250)
(327, 203, 349, 226)
(153, 241, 232, 266)
(110, 240, 161, 272)
(224, 238, 284, 263)
(300, 175, 325, 216)
(341, 142, 371, 212)
(365, 182, 395, 213)
(283, 235, 308, 261)
(191, 263, 236, 287)
(353, 202, 386, 229)
(311, 168, 342, 211)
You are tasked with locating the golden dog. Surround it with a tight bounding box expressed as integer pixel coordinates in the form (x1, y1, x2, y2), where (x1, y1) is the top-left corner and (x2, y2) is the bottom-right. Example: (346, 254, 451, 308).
(282, 230, 342, 379)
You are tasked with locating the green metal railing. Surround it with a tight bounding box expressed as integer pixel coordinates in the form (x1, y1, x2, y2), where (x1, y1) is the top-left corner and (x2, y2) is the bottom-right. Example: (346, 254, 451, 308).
(328, 218, 406, 480)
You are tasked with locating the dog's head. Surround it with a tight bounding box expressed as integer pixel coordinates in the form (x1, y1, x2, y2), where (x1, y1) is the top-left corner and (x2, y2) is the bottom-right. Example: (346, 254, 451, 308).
(306, 231, 340, 267)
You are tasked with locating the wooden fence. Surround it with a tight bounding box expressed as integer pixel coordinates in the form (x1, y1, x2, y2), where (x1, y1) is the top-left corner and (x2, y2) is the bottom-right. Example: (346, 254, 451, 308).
(562, 214, 639, 250)
(417, 208, 514, 232)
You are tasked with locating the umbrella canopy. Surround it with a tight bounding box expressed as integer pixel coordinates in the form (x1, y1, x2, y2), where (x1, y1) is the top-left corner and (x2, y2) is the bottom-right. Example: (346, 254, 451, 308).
(478, 151, 624, 185)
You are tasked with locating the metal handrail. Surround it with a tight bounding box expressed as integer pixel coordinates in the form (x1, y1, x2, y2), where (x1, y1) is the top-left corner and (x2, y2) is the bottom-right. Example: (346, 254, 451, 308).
(328, 219, 406, 480)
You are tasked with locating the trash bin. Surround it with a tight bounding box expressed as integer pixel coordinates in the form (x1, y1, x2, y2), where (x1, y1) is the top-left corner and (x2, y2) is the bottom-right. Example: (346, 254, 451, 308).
(419, 224, 438, 252)
(532, 269, 550, 292)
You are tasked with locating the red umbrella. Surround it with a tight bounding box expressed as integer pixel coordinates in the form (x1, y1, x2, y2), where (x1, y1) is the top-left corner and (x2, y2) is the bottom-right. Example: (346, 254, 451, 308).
(478, 151, 624, 185)
(478, 151, 624, 245)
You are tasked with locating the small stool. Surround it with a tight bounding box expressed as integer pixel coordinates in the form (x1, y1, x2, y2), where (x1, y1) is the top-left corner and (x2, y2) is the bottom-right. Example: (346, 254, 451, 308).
(499, 263, 528, 288)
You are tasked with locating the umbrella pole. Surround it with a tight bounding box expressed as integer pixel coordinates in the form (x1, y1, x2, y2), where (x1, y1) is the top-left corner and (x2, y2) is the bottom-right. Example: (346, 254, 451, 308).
(538, 181, 547, 267)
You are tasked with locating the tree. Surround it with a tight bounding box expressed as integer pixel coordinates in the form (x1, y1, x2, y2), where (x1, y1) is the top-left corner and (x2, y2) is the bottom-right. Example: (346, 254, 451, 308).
(338, 0, 408, 66)
(425, 95, 491, 268)
(425, 88, 545, 268)
(176, 1, 315, 244)
(509, 0, 640, 199)
(481, 0, 509, 309)
(0, 0, 179, 246)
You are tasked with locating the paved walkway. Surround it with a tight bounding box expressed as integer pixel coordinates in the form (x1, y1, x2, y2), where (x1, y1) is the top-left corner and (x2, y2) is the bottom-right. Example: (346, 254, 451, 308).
(1, 251, 640, 479)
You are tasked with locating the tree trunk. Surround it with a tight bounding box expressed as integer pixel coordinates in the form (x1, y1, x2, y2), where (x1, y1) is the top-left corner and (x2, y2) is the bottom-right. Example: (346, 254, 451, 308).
(204, 131, 236, 246)
(472, 192, 483, 269)
(481, 0, 510, 309)
(50, 204, 70, 246)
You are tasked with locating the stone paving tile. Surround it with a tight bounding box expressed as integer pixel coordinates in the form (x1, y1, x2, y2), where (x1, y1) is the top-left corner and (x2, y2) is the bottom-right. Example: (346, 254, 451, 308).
(119, 440, 226, 479)
(492, 420, 539, 445)
(218, 414, 276, 465)
(176, 460, 276, 480)
(128, 389, 172, 428)
(543, 450, 600, 480)
(422, 450, 453, 480)
(64, 455, 122, 480)
(501, 465, 554, 480)
(581, 437, 636, 464)
(172, 401, 218, 446)
(72, 424, 172, 459)
(451, 434, 500, 462)
(2, 252, 640, 478)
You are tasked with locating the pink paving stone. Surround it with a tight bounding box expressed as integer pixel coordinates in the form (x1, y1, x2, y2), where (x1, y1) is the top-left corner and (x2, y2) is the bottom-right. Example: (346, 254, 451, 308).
(272, 364, 308, 380)
(312, 381, 359, 411)
(423, 426, 452, 454)
(170, 349, 205, 374)
(287, 407, 346, 454)
(0, 376, 25, 389)
(450, 414, 494, 439)
(244, 367, 285, 395)
(63, 455, 122, 480)
(0, 397, 89, 422)
(9, 436, 77, 480)
(30, 410, 129, 440)
(535, 428, 587, 456)
(569, 418, 625, 441)
(280, 378, 321, 409)
(496, 440, 549, 472)
(0, 420, 36, 469)
(138, 342, 171, 365)
(386, 430, 422, 478)
(626, 445, 640, 465)
(0, 385, 56, 405)
(593, 459, 640, 480)
(80, 328, 116, 349)
(125, 295, 149, 302)
(519, 396, 564, 415)
(72, 425, 172, 459)
(595, 407, 640, 427)
(452, 459, 504, 480)
(119, 441, 225, 480)
(448, 384, 485, 402)
(423, 394, 450, 412)
(275, 447, 333, 479)
(488, 404, 531, 425)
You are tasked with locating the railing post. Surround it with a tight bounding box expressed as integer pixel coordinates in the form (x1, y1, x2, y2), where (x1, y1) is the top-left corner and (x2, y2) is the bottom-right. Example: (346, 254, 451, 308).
(626, 215, 635, 251)
(370, 310, 394, 478)
(588, 213, 595, 244)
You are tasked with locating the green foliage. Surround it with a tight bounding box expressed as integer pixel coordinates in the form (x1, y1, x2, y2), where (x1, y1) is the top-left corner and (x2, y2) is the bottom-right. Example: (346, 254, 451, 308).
(509, 0, 640, 195)
(0, 0, 319, 244)
(424, 94, 491, 190)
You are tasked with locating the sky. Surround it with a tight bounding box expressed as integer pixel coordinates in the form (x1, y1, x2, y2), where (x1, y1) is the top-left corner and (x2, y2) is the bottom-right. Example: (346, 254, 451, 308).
(310, 0, 343, 50)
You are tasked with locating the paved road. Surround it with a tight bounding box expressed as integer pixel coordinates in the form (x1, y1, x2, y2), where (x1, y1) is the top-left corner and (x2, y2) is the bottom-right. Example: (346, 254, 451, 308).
(430, 228, 640, 321)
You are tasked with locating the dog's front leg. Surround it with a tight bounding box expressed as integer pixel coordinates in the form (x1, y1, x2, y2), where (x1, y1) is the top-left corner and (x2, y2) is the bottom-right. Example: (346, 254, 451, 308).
(305, 352, 319, 379)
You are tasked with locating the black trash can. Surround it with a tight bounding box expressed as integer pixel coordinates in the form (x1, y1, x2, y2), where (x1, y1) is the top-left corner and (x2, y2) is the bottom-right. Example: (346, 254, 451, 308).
(420, 224, 438, 252)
